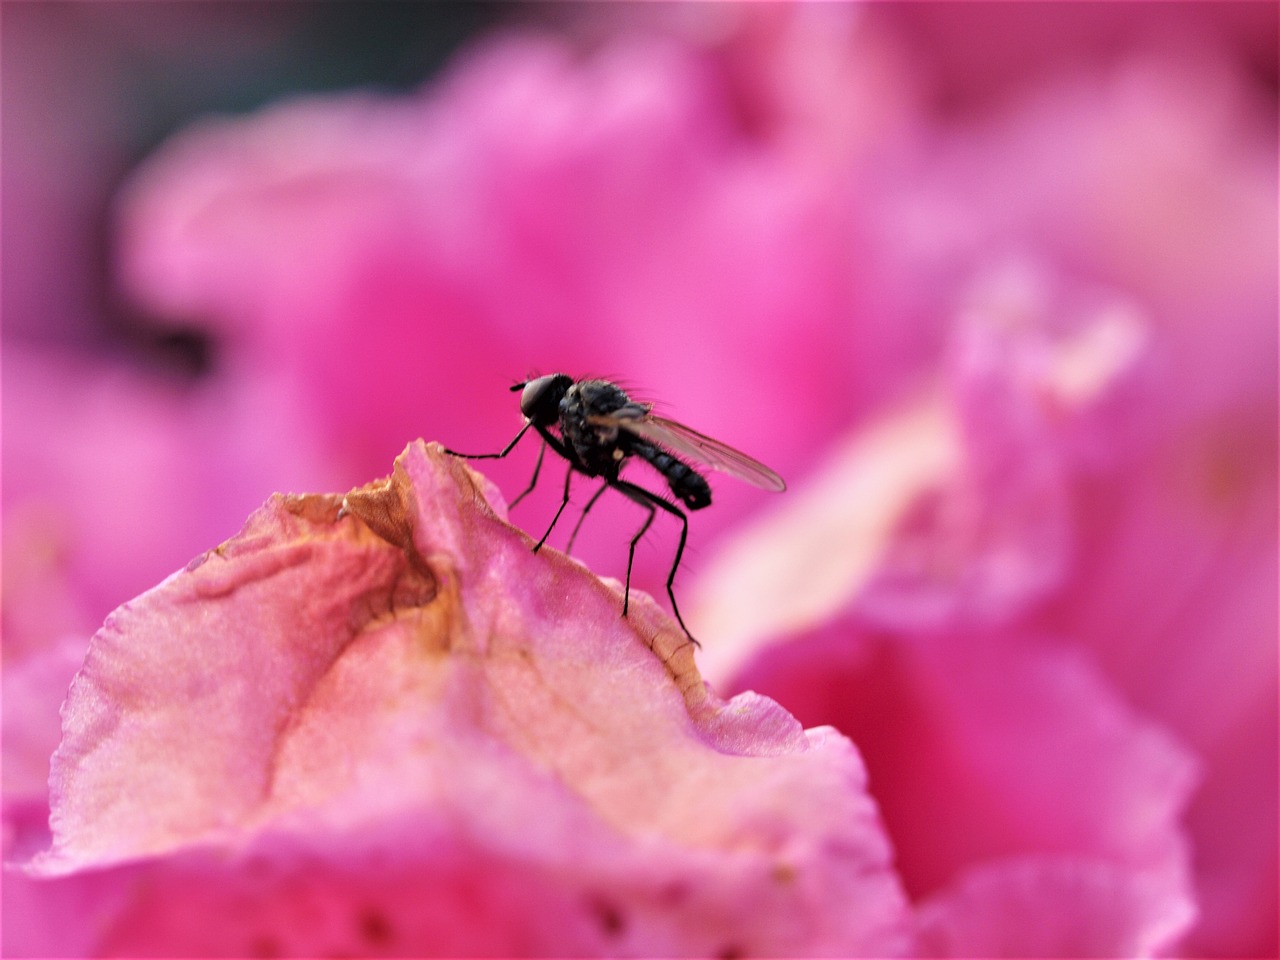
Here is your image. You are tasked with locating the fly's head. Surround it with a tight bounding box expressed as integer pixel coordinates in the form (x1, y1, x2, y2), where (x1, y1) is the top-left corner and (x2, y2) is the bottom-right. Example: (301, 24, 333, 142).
(513, 374, 573, 427)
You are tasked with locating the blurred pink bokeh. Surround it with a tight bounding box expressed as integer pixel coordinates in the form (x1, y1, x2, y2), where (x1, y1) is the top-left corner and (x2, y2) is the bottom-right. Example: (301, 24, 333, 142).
(3, 3, 1275, 956)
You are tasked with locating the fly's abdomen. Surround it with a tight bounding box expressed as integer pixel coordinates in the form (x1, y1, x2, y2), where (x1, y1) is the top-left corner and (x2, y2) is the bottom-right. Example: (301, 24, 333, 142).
(633, 443, 712, 510)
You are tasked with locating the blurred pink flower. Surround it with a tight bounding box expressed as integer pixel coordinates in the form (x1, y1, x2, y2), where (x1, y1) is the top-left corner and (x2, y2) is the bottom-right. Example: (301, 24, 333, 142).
(17, 443, 910, 957)
(882, 47, 1278, 960)
(685, 10, 1276, 953)
(695, 265, 1200, 955)
(693, 69, 1275, 953)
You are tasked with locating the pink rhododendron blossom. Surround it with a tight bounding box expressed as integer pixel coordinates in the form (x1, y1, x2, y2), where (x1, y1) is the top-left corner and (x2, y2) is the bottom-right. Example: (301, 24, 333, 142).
(23, 443, 911, 956)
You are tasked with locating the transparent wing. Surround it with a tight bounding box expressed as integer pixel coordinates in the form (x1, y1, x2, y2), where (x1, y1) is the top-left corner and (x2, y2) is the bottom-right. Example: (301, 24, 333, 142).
(591, 408, 786, 492)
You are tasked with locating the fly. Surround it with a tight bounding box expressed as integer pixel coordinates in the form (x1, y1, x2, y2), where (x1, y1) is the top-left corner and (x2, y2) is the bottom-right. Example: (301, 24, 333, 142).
(445, 374, 786, 644)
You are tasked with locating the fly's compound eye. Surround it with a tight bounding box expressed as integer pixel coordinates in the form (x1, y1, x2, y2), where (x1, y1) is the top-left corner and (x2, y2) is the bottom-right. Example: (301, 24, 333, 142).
(519, 374, 570, 424)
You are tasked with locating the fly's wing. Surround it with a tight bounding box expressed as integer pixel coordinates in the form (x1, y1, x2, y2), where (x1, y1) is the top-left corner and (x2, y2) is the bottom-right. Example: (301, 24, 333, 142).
(592, 408, 787, 492)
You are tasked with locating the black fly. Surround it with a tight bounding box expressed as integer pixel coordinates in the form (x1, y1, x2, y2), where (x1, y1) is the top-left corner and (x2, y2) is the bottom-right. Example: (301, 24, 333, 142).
(445, 375, 786, 644)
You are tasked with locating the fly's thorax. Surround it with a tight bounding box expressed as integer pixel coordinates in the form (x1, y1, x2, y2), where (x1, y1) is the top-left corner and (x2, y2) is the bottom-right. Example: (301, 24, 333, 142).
(560, 380, 633, 476)
(564, 379, 632, 417)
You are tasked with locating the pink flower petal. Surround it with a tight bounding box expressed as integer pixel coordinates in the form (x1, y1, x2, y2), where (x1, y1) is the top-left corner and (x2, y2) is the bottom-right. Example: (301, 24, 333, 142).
(692, 263, 1147, 677)
(29, 442, 910, 956)
(914, 857, 1195, 958)
(2, 636, 87, 811)
(853, 263, 1144, 628)
(729, 622, 1199, 955)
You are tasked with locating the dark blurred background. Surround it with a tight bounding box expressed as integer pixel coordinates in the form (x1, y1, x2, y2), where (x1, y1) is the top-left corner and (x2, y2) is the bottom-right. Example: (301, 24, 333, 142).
(4, 2, 508, 373)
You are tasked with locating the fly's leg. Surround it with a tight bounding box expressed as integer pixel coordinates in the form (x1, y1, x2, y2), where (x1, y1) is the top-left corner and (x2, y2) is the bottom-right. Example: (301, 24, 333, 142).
(623, 499, 656, 614)
(534, 463, 574, 553)
(443, 420, 531, 461)
(566, 481, 609, 555)
(610, 479, 698, 647)
(444, 422, 545, 511)
(449, 421, 594, 560)
(508, 440, 545, 509)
